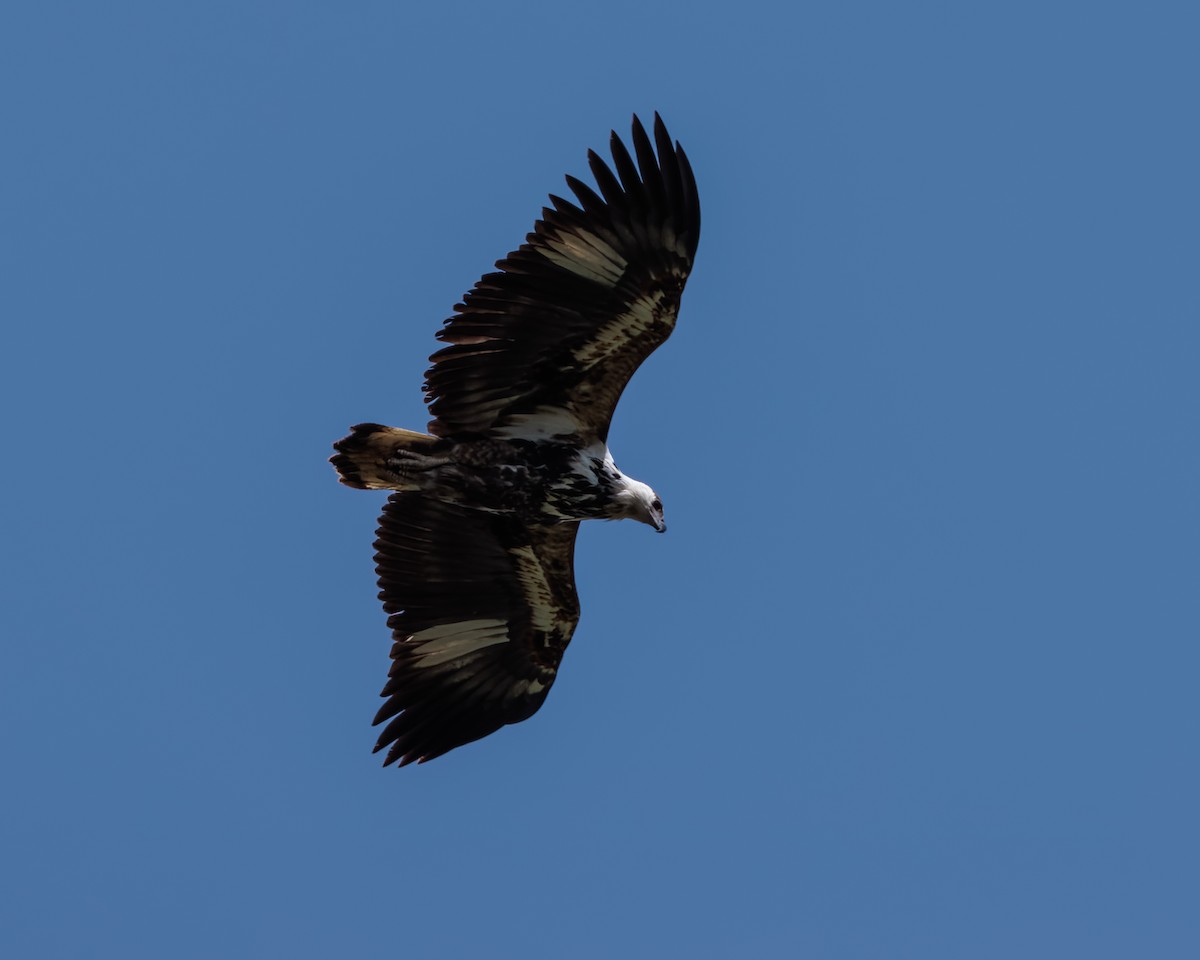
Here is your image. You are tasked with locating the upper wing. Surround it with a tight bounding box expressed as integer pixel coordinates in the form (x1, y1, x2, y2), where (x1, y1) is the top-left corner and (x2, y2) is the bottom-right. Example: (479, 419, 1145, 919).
(423, 113, 701, 445)
(370, 492, 581, 766)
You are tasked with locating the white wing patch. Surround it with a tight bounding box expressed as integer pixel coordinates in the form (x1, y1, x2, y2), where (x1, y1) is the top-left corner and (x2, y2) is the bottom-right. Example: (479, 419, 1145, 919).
(495, 405, 584, 441)
(583, 441, 615, 468)
(539, 229, 628, 286)
(410, 618, 510, 666)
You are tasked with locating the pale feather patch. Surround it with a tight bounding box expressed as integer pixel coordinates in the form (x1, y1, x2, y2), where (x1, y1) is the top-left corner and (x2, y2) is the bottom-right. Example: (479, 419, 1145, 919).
(410, 619, 510, 666)
(571, 287, 675, 368)
(508, 544, 562, 641)
(511, 678, 548, 697)
(659, 223, 688, 259)
(583, 441, 615, 468)
(539, 229, 628, 286)
(495, 405, 583, 441)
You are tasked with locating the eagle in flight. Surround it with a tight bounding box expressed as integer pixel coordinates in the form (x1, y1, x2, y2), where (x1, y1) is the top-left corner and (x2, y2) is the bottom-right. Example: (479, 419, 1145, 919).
(331, 114, 700, 765)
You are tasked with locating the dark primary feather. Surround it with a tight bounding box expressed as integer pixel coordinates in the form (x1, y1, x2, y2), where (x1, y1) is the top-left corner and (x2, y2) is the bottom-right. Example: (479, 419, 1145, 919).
(423, 113, 701, 443)
(371, 493, 580, 766)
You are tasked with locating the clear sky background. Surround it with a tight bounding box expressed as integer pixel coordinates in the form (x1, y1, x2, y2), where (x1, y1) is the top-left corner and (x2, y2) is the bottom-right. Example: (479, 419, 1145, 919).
(3, 2, 1198, 957)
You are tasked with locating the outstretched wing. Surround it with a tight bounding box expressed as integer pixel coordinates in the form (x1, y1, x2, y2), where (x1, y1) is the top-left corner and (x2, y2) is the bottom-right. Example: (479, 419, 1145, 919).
(371, 493, 581, 766)
(424, 113, 701, 445)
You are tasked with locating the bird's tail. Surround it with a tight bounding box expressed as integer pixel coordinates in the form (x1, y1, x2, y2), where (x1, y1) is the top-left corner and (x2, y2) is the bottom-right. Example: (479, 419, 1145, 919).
(330, 423, 445, 490)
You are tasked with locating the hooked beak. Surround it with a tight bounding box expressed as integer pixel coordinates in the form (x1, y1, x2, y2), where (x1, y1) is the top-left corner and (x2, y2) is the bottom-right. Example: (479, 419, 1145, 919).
(652, 514, 667, 534)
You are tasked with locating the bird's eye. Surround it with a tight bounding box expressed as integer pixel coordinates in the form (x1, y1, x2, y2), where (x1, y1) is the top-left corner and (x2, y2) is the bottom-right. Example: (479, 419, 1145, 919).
(652, 499, 662, 511)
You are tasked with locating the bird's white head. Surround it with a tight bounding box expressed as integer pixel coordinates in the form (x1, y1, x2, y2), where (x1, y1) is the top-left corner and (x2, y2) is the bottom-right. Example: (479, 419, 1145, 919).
(613, 477, 666, 533)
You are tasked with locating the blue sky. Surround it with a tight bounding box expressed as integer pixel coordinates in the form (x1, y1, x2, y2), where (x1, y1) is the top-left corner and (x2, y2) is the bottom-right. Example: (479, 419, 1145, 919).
(3, 2, 1198, 957)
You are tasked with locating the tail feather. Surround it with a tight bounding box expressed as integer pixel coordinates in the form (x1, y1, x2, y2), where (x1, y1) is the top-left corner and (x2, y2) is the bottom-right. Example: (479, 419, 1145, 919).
(331, 423, 444, 490)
